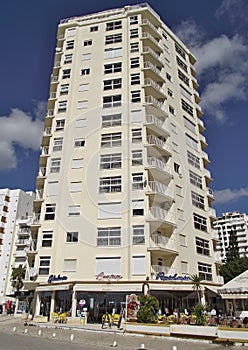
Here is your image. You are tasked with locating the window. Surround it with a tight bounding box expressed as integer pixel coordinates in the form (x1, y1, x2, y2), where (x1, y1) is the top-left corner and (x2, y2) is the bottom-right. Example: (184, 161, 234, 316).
(53, 137, 63, 151)
(169, 105, 175, 114)
(132, 199, 144, 216)
(181, 99, 193, 116)
(106, 21, 122, 31)
(97, 227, 121, 246)
(181, 261, 189, 274)
(172, 142, 179, 152)
(130, 57, 139, 68)
(176, 56, 187, 72)
(82, 53, 91, 61)
(133, 225, 145, 244)
(99, 176, 121, 193)
(131, 109, 142, 122)
(79, 84, 89, 91)
(68, 205, 80, 216)
(132, 129, 142, 143)
(102, 113, 121, 127)
(132, 150, 142, 165)
(174, 162, 181, 175)
(189, 170, 202, 189)
(60, 84, 69, 95)
(132, 255, 146, 275)
(77, 100, 88, 109)
(179, 234, 187, 246)
(191, 191, 205, 210)
(90, 26, 98, 32)
(76, 119, 86, 128)
(64, 54, 73, 64)
(130, 16, 138, 25)
(64, 259, 77, 272)
(103, 95, 121, 108)
(178, 70, 189, 86)
(175, 185, 183, 196)
(50, 158, 61, 173)
(104, 47, 122, 59)
(162, 31, 168, 40)
(103, 78, 122, 90)
(186, 133, 198, 151)
(81, 68, 90, 76)
(130, 29, 139, 38)
(168, 89, 173, 97)
(66, 40, 74, 49)
(132, 173, 144, 190)
(130, 42, 139, 52)
(175, 43, 186, 59)
(71, 158, 83, 169)
(131, 91, 141, 103)
(166, 73, 172, 82)
(62, 69, 71, 79)
(58, 100, 67, 112)
(39, 256, 51, 275)
(74, 138, 85, 147)
(105, 34, 122, 45)
(67, 28, 76, 37)
(66, 232, 78, 243)
(98, 202, 121, 219)
(184, 116, 196, 133)
(101, 132, 121, 147)
(131, 74, 140, 85)
(84, 39, 92, 46)
(46, 181, 59, 196)
(198, 262, 212, 281)
(187, 151, 200, 169)
(42, 231, 53, 247)
(180, 85, 192, 101)
(193, 213, 207, 232)
(178, 208, 185, 220)
(196, 237, 210, 256)
(104, 62, 122, 74)
(69, 181, 82, 192)
(55, 119, 65, 131)
(44, 203, 56, 220)
(96, 257, 121, 274)
(100, 154, 121, 169)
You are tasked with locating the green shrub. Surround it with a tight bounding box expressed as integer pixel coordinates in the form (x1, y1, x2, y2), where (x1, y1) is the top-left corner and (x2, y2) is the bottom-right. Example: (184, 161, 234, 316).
(137, 295, 159, 323)
(191, 303, 207, 325)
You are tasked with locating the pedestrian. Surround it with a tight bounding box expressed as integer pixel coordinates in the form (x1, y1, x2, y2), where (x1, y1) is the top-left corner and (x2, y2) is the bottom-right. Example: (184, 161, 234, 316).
(101, 311, 111, 329)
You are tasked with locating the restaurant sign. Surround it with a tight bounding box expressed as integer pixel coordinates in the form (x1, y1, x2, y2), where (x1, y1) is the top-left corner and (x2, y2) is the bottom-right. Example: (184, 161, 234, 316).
(156, 272, 190, 281)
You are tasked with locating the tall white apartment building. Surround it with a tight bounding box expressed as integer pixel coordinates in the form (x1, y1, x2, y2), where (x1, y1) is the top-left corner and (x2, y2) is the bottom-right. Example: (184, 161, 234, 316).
(214, 211, 248, 262)
(27, 4, 223, 320)
(0, 189, 34, 309)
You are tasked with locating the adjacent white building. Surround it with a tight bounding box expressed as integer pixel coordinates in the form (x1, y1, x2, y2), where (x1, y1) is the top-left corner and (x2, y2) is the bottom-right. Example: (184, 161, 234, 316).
(25, 3, 223, 321)
(0, 189, 34, 309)
(214, 211, 248, 262)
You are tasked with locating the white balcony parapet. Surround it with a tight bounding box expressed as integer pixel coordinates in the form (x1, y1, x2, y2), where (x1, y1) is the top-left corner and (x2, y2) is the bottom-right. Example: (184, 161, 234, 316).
(141, 32, 161, 49)
(214, 251, 222, 263)
(149, 206, 175, 225)
(144, 95, 166, 113)
(51, 75, 59, 83)
(145, 115, 169, 134)
(54, 60, 61, 68)
(41, 146, 49, 156)
(209, 207, 217, 219)
(143, 78, 165, 97)
(13, 251, 26, 258)
(44, 127, 52, 135)
(35, 189, 44, 200)
(147, 181, 173, 198)
(147, 157, 172, 176)
(49, 92, 57, 99)
(32, 214, 40, 225)
(216, 275, 224, 284)
(151, 265, 176, 275)
(16, 239, 29, 245)
(38, 167, 47, 177)
(146, 134, 171, 154)
(141, 19, 161, 37)
(26, 239, 37, 252)
(143, 61, 164, 79)
(47, 109, 54, 117)
(142, 46, 163, 65)
(149, 233, 177, 251)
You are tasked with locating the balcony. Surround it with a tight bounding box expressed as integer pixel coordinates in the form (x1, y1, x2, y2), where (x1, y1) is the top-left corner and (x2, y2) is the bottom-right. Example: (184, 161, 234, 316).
(50, 75, 59, 84)
(192, 76, 199, 90)
(41, 146, 49, 157)
(49, 92, 57, 100)
(209, 207, 217, 221)
(147, 206, 176, 230)
(216, 275, 224, 284)
(145, 157, 172, 181)
(46, 109, 54, 119)
(146, 181, 173, 202)
(43, 127, 52, 136)
(143, 61, 165, 82)
(142, 46, 164, 68)
(145, 135, 171, 157)
(53, 60, 61, 68)
(15, 239, 29, 246)
(144, 115, 169, 137)
(144, 96, 167, 114)
(202, 151, 210, 166)
(194, 90, 201, 103)
(207, 188, 214, 201)
(13, 250, 27, 258)
(143, 78, 166, 99)
(200, 134, 208, 148)
(141, 19, 162, 39)
(17, 227, 30, 236)
(141, 32, 162, 52)
(32, 214, 41, 226)
(198, 119, 205, 132)
(25, 239, 38, 254)
(148, 233, 178, 255)
(151, 265, 176, 278)
(196, 104, 203, 117)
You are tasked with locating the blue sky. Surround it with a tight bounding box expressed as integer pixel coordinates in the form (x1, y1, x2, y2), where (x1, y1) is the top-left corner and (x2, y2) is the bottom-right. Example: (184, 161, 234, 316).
(0, 0, 248, 216)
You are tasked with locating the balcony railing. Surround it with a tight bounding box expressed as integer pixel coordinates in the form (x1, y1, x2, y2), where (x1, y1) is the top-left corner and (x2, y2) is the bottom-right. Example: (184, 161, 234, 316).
(49, 92, 57, 99)
(142, 46, 163, 66)
(151, 265, 176, 276)
(16, 239, 29, 246)
(41, 146, 49, 156)
(35, 189, 44, 200)
(141, 19, 161, 38)
(148, 206, 175, 225)
(32, 214, 40, 225)
(144, 95, 166, 113)
(51, 75, 59, 83)
(26, 239, 37, 252)
(146, 135, 171, 154)
(149, 233, 177, 251)
(143, 78, 165, 97)
(143, 61, 164, 80)
(141, 32, 161, 50)
(44, 127, 52, 136)
(147, 181, 173, 199)
(146, 157, 172, 176)
(145, 115, 169, 135)
(38, 167, 47, 177)
(47, 109, 54, 117)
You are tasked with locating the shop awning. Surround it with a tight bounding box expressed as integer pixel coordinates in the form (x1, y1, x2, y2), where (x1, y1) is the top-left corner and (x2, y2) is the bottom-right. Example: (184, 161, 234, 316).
(36, 284, 72, 292)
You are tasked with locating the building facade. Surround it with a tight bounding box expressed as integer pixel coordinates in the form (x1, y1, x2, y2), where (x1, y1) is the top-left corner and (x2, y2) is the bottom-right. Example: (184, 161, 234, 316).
(26, 4, 223, 321)
(214, 211, 248, 262)
(0, 189, 34, 311)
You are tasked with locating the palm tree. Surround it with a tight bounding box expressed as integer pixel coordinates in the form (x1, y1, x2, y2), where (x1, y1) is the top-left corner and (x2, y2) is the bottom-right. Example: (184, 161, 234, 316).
(10, 265, 26, 291)
(190, 274, 203, 303)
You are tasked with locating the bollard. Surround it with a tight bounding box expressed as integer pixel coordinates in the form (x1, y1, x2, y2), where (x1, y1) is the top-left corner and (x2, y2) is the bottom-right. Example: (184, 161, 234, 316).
(52, 332, 56, 338)
(24, 329, 28, 334)
(70, 334, 74, 341)
(38, 329, 42, 336)
(139, 344, 146, 350)
(172, 346, 177, 350)
(112, 340, 118, 347)
(13, 327, 16, 332)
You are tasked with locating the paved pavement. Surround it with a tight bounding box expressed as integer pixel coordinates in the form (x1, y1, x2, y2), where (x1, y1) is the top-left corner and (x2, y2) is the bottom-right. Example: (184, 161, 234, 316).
(0, 315, 246, 350)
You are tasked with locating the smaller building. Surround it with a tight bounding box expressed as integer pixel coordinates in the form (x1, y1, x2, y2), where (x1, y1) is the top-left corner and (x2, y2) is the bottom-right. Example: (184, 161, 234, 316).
(214, 212, 248, 262)
(218, 270, 248, 317)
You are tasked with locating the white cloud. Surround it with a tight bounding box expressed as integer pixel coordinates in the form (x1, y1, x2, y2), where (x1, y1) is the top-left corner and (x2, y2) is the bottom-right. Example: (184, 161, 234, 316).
(0, 103, 45, 171)
(214, 188, 248, 204)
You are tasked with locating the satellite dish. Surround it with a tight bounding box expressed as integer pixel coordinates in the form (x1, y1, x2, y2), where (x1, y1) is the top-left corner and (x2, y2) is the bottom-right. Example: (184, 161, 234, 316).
(29, 268, 38, 278)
